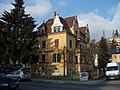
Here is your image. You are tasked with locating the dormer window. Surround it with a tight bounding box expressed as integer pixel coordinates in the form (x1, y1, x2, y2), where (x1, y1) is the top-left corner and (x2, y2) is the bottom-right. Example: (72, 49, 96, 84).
(70, 20, 73, 25)
(54, 27, 56, 32)
(58, 26, 61, 32)
(38, 27, 46, 34)
(54, 26, 61, 32)
(41, 29, 44, 34)
(42, 27, 45, 33)
(51, 13, 63, 33)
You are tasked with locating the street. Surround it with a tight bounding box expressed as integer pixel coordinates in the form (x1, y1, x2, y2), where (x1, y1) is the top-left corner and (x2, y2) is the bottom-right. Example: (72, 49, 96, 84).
(16, 79, 120, 90)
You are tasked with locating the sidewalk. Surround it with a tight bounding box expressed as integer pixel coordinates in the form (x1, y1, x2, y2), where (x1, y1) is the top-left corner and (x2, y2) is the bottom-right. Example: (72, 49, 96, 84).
(31, 78, 106, 85)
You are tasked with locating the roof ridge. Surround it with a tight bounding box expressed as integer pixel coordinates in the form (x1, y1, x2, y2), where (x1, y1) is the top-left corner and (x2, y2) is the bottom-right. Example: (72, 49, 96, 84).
(65, 16, 76, 19)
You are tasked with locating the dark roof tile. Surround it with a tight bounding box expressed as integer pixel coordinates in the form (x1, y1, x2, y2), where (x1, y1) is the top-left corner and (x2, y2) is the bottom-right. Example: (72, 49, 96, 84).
(37, 16, 77, 33)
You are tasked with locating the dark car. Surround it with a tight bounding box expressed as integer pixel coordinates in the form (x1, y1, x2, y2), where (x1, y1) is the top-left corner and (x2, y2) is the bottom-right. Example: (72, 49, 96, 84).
(0, 74, 19, 90)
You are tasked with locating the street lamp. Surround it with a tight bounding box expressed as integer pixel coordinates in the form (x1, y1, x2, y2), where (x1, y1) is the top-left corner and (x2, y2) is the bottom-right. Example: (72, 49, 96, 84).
(63, 46, 66, 76)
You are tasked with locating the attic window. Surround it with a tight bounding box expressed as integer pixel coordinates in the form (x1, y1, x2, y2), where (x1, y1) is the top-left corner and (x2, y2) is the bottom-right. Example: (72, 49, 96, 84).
(39, 27, 45, 34)
(70, 20, 73, 25)
(41, 29, 44, 34)
(49, 19, 53, 24)
(54, 26, 61, 32)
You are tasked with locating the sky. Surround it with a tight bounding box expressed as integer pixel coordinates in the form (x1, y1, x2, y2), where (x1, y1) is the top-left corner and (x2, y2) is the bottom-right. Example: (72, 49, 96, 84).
(0, 0, 120, 41)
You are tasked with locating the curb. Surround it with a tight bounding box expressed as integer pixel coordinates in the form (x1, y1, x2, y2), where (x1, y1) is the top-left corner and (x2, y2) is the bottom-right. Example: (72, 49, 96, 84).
(31, 78, 106, 85)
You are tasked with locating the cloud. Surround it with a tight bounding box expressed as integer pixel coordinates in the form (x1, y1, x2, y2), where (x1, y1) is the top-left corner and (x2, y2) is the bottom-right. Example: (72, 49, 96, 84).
(112, 2, 120, 30)
(57, 1, 67, 7)
(0, 3, 13, 14)
(93, 8, 100, 14)
(77, 2, 120, 40)
(107, 7, 116, 15)
(25, 0, 52, 18)
(78, 12, 112, 40)
(0, 0, 52, 18)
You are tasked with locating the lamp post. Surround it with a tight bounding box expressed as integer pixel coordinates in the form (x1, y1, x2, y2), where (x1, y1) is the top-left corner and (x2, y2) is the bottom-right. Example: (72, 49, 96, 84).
(63, 46, 66, 76)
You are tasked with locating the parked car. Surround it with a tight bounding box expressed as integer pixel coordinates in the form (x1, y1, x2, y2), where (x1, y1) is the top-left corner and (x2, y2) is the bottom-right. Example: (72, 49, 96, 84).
(105, 62, 120, 80)
(6, 70, 31, 81)
(0, 66, 15, 74)
(0, 74, 19, 89)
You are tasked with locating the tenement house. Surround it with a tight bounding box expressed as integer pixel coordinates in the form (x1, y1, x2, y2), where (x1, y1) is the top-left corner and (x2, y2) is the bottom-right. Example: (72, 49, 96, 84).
(108, 30, 120, 62)
(32, 12, 93, 76)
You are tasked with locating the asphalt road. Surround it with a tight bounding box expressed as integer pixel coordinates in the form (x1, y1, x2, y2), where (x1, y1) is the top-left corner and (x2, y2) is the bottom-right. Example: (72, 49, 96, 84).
(16, 79, 120, 90)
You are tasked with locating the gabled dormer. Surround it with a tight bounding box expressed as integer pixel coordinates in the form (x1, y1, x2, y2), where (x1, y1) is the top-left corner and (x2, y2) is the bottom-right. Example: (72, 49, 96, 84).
(51, 12, 63, 33)
(37, 22, 47, 35)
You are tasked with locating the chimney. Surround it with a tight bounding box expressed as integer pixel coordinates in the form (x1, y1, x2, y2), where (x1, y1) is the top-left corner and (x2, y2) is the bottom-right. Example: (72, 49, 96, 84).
(54, 11, 56, 19)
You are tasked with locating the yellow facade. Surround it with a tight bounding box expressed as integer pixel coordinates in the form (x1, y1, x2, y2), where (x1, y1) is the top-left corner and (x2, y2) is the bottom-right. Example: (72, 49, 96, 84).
(111, 46, 120, 62)
(112, 54, 120, 62)
(36, 31, 80, 76)
(32, 12, 91, 77)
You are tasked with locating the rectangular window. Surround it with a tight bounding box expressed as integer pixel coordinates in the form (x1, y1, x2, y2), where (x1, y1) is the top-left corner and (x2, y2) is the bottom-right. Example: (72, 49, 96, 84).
(53, 54, 61, 62)
(55, 39, 59, 48)
(69, 40, 72, 48)
(75, 43, 77, 48)
(69, 54, 73, 63)
(75, 56, 78, 63)
(54, 27, 56, 32)
(114, 55, 117, 58)
(53, 54, 56, 62)
(54, 26, 61, 32)
(42, 40, 46, 48)
(58, 26, 61, 32)
(57, 54, 61, 62)
(41, 29, 44, 34)
(42, 55, 46, 63)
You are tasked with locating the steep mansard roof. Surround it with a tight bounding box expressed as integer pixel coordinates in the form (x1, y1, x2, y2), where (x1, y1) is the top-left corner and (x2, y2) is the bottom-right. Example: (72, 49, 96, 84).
(37, 16, 77, 33)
